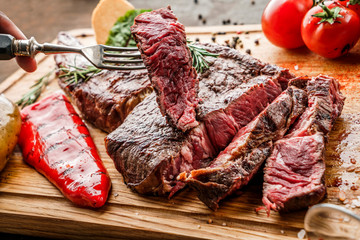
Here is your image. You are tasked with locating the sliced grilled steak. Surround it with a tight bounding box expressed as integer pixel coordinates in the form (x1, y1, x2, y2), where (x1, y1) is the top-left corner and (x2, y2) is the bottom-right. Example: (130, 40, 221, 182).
(287, 75, 345, 138)
(262, 133, 326, 213)
(131, 7, 199, 132)
(106, 43, 294, 196)
(262, 75, 345, 213)
(54, 32, 152, 133)
(106, 93, 186, 194)
(179, 86, 308, 210)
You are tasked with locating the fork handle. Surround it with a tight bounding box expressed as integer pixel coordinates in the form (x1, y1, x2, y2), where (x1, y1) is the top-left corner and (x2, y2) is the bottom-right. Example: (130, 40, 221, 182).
(0, 34, 15, 60)
(41, 43, 82, 55)
(0, 34, 82, 60)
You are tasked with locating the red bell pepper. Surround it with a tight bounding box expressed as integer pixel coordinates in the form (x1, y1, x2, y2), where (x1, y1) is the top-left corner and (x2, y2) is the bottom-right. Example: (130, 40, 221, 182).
(18, 92, 111, 208)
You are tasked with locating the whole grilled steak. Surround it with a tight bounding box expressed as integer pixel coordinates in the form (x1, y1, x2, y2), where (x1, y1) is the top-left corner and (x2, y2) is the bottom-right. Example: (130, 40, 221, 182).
(54, 32, 152, 133)
(106, 42, 294, 196)
(262, 75, 345, 213)
(179, 86, 308, 210)
(131, 7, 199, 132)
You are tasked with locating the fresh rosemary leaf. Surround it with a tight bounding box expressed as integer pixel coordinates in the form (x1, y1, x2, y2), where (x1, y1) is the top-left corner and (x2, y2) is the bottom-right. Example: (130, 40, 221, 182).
(16, 70, 54, 108)
(187, 41, 219, 73)
(58, 65, 102, 85)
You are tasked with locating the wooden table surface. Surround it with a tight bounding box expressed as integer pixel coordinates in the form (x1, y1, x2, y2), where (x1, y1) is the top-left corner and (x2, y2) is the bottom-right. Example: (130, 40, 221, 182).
(0, 25, 359, 240)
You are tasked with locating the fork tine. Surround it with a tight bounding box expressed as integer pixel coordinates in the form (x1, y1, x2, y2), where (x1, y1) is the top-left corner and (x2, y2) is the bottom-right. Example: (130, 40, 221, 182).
(102, 59, 144, 64)
(97, 64, 146, 70)
(81, 44, 146, 71)
(101, 45, 139, 51)
(103, 52, 142, 58)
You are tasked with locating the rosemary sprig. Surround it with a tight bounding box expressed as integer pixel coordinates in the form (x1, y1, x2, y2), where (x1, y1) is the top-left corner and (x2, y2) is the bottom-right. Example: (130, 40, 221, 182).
(188, 41, 218, 73)
(16, 70, 54, 108)
(58, 65, 102, 85)
(17, 41, 215, 108)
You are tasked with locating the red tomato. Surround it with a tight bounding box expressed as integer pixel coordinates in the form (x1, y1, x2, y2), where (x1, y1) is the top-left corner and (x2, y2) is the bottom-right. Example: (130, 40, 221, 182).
(262, 0, 313, 49)
(301, 1, 360, 58)
(335, 0, 360, 16)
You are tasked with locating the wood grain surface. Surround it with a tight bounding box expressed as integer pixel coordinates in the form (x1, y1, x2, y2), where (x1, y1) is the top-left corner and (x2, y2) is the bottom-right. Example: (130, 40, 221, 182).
(0, 26, 359, 240)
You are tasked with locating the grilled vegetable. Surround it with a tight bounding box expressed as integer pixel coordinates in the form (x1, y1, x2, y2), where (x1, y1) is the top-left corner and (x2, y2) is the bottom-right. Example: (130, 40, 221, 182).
(18, 92, 111, 208)
(0, 94, 21, 172)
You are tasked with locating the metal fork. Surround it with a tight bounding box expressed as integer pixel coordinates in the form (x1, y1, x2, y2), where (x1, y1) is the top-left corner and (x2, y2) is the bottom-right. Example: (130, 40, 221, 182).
(304, 203, 360, 240)
(0, 34, 145, 70)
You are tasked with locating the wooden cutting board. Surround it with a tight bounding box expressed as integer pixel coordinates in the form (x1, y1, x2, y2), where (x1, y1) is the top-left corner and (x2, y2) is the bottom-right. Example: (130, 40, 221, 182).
(0, 25, 359, 240)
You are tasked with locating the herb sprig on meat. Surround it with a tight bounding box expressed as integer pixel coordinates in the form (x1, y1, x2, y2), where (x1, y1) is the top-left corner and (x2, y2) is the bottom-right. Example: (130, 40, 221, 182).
(187, 41, 219, 73)
(107, 9, 218, 74)
(58, 65, 102, 85)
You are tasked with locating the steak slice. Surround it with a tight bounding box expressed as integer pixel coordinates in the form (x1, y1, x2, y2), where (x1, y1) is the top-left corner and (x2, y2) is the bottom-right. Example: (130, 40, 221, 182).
(106, 93, 186, 194)
(179, 86, 308, 210)
(287, 75, 345, 138)
(131, 7, 199, 132)
(54, 32, 152, 133)
(262, 133, 326, 213)
(106, 43, 294, 196)
(262, 75, 345, 213)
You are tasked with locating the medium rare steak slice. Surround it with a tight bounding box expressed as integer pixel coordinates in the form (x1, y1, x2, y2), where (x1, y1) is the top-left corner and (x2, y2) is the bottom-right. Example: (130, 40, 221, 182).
(131, 7, 199, 132)
(106, 43, 294, 196)
(195, 43, 292, 151)
(54, 32, 152, 133)
(262, 134, 326, 213)
(262, 75, 345, 213)
(179, 87, 308, 210)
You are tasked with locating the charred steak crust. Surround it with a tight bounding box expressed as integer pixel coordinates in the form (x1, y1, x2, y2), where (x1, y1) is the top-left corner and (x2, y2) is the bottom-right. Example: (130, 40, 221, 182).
(106, 93, 186, 194)
(55, 32, 153, 133)
(262, 75, 345, 213)
(131, 6, 200, 132)
(195, 43, 293, 151)
(179, 86, 308, 210)
(106, 42, 295, 197)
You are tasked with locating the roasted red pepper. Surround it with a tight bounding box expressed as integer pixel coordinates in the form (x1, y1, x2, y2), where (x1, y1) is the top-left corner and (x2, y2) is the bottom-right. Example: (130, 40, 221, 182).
(18, 92, 111, 208)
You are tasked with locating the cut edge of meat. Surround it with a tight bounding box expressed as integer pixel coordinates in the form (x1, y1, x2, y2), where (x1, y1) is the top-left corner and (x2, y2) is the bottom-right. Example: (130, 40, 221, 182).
(179, 86, 308, 210)
(179, 141, 273, 210)
(106, 41, 295, 199)
(164, 77, 288, 198)
(131, 6, 200, 132)
(261, 74, 345, 214)
(262, 133, 326, 215)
